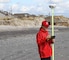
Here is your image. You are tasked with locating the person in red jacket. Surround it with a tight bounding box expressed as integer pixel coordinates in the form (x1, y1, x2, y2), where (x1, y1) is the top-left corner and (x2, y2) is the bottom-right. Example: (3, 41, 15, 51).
(36, 20, 55, 60)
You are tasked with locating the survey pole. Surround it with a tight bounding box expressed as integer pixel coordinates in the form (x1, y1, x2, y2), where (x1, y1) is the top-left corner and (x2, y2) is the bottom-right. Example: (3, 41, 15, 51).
(49, 4, 56, 60)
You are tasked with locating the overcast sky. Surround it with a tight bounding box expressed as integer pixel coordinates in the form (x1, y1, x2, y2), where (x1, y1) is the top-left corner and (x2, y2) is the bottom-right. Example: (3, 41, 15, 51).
(0, 0, 69, 17)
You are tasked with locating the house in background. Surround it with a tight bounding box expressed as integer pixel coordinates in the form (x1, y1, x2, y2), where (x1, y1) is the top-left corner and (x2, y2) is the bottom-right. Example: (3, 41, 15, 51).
(0, 10, 13, 20)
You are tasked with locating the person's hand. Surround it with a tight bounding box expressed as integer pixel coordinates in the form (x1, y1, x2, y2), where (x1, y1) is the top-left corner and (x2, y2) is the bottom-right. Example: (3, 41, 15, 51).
(46, 35, 51, 41)
(46, 35, 55, 41)
(52, 39, 55, 43)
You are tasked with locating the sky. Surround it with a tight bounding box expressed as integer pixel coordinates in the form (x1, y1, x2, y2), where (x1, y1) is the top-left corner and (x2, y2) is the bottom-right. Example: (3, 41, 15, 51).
(0, 0, 69, 17)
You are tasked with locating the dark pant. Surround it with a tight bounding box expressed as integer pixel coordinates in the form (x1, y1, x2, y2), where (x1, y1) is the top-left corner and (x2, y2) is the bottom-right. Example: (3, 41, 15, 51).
(41, 57, 51, 60)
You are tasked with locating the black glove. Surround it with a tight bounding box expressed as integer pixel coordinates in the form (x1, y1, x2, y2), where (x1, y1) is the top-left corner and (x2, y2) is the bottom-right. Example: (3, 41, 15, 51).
(50, 36, 55, 39)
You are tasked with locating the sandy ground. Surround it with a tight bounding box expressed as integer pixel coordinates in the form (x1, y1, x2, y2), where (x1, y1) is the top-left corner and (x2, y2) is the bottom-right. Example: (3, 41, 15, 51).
(0, 26, 69, 60)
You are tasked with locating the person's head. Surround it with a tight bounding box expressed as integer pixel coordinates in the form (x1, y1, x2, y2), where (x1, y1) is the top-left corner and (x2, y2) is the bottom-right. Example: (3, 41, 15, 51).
(41, 20, 49, 30)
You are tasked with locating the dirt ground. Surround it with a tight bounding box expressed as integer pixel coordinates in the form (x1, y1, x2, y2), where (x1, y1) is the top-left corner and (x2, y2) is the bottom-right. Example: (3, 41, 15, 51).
(0, 26, 69, 60)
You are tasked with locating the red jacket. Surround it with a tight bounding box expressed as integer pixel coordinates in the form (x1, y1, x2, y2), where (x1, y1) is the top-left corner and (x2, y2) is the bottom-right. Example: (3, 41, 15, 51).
(36, 27, 53, 58)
